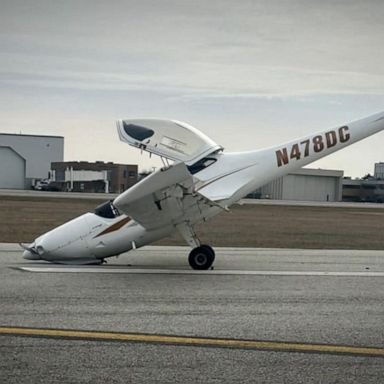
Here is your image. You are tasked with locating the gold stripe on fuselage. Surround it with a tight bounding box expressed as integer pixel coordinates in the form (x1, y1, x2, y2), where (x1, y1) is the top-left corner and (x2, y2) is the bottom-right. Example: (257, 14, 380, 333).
(94, 217, 131, 238)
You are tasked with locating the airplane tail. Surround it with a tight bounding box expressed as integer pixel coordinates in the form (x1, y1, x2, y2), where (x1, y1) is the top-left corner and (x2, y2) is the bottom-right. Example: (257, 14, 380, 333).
(266, 111, 384, 174)
(197, 111, 384, 204)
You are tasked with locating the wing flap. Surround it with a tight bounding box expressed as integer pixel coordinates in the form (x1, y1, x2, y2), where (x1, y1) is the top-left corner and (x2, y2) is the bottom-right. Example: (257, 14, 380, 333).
(114, 162, 192, 207)
(113, 163, 194, 230)
(113, 162, 226, 230)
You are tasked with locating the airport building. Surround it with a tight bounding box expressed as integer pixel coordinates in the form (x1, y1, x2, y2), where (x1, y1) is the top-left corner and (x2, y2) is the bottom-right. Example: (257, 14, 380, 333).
(342, 163, 384, 203)
(0, 133, 64, 189)
(374, 162, 384, 179)
(50, 161, 138, 193)
(250, 168, 344, 202)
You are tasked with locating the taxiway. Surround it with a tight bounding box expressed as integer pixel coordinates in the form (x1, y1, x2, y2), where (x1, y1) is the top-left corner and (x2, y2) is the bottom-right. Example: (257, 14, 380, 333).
(1, 245, 384, 383)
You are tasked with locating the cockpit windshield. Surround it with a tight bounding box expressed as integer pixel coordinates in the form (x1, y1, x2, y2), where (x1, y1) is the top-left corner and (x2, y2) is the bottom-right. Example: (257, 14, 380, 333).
(187, 157, 217, 175)
(94, 200, 121, 219)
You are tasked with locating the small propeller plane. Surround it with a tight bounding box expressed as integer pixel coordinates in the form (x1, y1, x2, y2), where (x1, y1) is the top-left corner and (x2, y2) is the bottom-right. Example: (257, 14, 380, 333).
(22, 111, 384, 269)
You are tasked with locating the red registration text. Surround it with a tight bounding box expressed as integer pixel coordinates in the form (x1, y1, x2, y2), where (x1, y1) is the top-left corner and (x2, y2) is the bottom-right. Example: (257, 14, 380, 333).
(276, 126, 350, 167)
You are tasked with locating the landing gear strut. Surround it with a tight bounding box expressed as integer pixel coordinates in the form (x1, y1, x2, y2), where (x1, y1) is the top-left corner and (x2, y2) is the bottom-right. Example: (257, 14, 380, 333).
(188, 245, 215, 270)
(175, 222, 215, 270)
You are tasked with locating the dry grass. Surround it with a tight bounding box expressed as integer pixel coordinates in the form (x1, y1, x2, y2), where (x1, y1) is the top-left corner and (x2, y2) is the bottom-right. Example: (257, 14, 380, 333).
(1, 196, 384, 249)
(0, 196, 105, 243)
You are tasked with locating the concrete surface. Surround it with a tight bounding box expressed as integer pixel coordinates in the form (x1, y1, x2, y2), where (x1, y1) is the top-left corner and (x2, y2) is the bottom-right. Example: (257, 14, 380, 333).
(1, 245, 384, 383)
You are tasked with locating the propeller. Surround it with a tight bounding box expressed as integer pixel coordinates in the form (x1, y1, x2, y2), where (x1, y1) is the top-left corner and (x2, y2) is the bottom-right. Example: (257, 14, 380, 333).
(20, 243, 41, 260)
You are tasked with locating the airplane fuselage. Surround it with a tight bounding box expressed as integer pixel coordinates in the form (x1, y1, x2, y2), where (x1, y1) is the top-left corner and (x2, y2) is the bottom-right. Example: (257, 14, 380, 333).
(23, 111, 384, 266)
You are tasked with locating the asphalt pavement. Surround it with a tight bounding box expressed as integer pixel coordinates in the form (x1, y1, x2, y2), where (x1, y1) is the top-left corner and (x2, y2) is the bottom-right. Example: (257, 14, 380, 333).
(1, 245, 384, 383)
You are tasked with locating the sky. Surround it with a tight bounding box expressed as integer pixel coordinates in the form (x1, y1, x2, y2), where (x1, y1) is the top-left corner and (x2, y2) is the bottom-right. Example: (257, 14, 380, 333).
(1, 0, 384, 176)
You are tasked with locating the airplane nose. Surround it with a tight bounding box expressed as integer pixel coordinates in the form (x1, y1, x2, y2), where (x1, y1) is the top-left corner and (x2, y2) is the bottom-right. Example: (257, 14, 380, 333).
(22, 249, 41, 260)
(23, 213, 100, 264)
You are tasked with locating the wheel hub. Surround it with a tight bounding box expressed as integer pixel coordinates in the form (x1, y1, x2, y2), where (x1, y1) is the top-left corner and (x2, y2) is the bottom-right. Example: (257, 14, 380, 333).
(195, 253, 207, 265)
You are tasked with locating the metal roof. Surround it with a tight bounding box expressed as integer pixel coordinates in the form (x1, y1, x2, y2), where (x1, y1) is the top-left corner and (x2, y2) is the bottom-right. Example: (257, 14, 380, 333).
(0, 132, 64, 139)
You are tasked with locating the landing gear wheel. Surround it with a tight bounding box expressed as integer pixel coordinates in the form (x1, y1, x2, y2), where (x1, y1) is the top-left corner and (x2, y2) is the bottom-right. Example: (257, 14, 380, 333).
(200, 245, 215, 262)
(188, 245, 215, 270)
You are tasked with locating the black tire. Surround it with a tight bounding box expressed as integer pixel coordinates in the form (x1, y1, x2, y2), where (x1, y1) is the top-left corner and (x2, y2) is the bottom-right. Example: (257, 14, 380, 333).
(188, 246, 215, 270)
(200, 244, 215, 262)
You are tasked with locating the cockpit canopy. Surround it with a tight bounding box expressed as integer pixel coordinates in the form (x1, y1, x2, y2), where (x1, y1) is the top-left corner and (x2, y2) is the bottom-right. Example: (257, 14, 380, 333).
(94, 200, 121, 219)
(117, 119, 223, 166)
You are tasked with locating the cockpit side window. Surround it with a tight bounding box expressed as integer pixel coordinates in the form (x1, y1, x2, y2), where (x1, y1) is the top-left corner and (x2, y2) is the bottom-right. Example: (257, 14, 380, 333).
(187, 157, 217, 175)
(94, 200, 121, 218)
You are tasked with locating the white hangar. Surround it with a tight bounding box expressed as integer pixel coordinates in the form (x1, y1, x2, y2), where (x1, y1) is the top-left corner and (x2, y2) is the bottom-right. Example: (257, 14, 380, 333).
(0, 133, 64, 189)
(253, 168, 344, 202)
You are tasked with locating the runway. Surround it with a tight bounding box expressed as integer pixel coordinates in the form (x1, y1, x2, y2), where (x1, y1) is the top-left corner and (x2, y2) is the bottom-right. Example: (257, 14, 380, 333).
(1, 245, 384, 383)
(2, 188, 384, 208)
(18, 266, 384, 277)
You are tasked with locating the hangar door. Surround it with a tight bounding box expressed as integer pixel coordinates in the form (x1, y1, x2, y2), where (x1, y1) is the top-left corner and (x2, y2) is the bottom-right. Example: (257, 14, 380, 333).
(0, 147, 26, 189)
(283, 175, 338, 201)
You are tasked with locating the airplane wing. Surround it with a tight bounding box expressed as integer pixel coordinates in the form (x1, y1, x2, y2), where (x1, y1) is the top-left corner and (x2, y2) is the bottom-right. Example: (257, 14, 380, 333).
(113, 162, 222, 231)
(117, 119, 223, 166)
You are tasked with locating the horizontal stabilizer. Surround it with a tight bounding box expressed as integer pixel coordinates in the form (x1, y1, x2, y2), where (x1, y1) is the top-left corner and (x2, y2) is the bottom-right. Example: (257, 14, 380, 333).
(117, 119, 222, 165)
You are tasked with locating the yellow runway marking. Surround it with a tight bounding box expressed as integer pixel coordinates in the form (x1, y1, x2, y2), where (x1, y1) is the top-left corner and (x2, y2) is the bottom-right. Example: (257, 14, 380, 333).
(0, 326, 384, 357)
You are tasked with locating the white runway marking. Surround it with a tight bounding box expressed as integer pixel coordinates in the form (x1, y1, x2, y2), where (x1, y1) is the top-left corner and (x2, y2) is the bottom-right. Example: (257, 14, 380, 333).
(19, 266, 384, 277)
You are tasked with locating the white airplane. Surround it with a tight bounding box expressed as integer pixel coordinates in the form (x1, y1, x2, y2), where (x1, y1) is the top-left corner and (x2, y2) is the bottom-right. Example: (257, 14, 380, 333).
(23, 111, 384, 269)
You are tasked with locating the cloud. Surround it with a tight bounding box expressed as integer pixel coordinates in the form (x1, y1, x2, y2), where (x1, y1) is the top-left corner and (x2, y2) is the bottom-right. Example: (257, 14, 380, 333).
(1, 0, 384, 176)
(1, 0, 384, 98)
